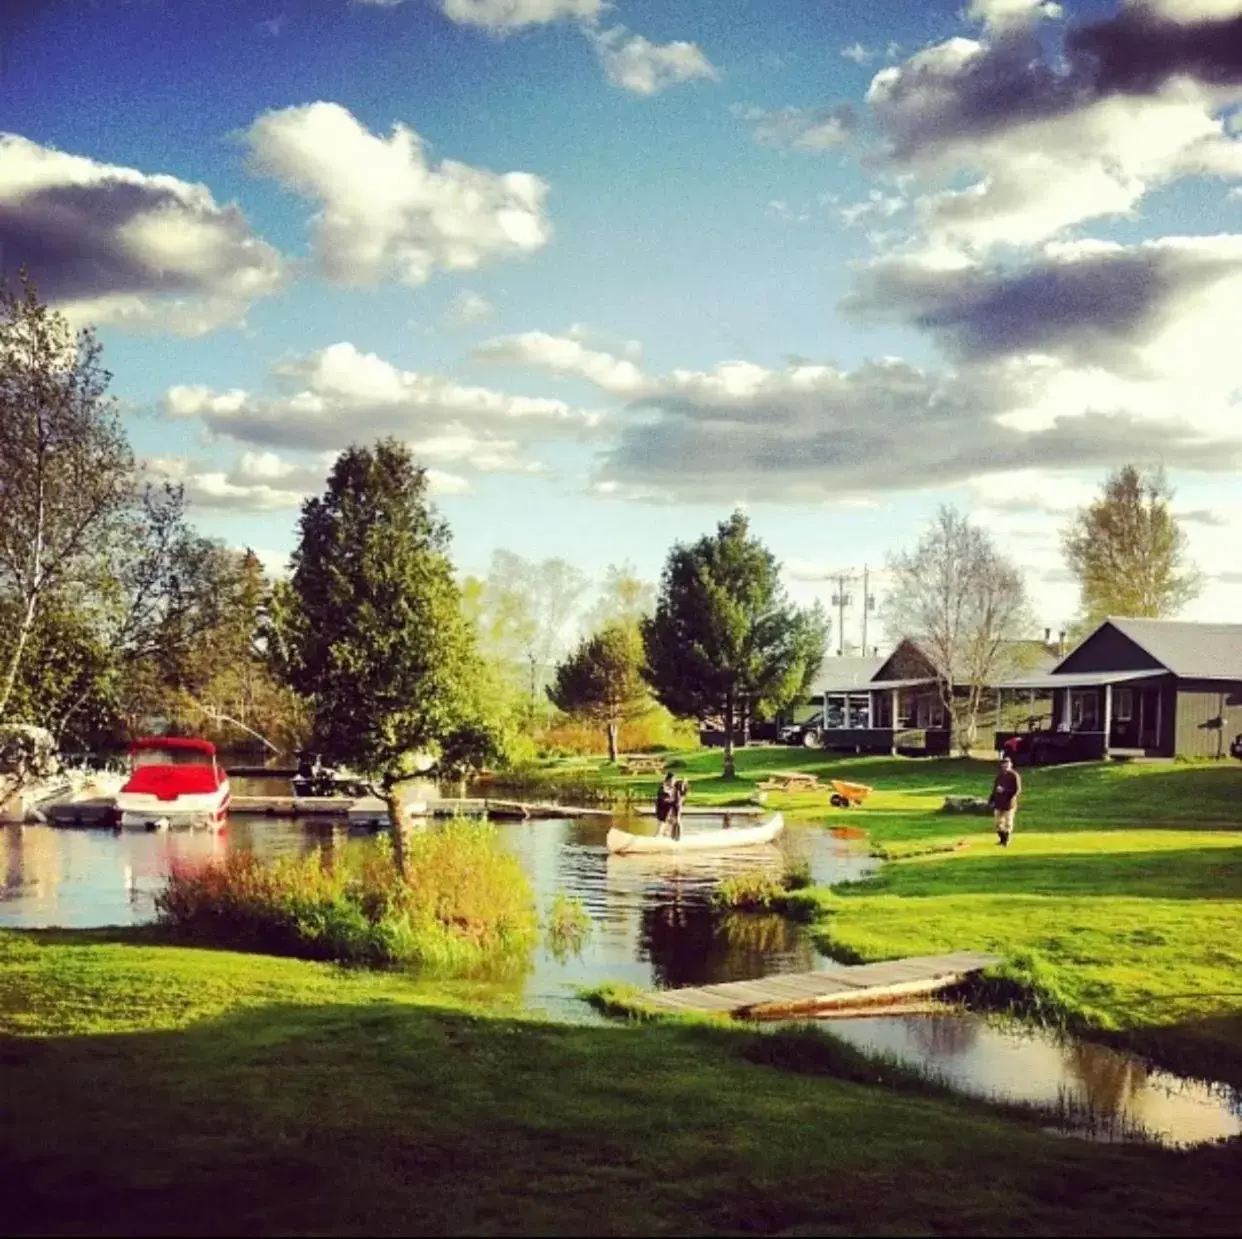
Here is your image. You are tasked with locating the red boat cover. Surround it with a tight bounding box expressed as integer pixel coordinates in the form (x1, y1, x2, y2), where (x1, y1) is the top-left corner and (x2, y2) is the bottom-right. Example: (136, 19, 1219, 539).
(121, 764, 225, 800)
(128, 736, 218, 758)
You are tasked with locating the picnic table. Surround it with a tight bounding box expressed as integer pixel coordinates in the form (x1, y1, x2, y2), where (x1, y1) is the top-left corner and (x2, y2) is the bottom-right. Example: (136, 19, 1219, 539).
(757, 769, 822, 793)
(621, 755, 668, 775)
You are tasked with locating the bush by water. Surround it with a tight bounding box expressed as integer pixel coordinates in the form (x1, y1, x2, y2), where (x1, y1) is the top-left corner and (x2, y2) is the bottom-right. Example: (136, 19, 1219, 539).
(156, 822, 537, 972)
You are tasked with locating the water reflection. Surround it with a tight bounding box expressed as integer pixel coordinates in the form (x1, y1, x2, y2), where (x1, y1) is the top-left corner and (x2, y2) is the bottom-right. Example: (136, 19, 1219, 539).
(824, 1012, 1242, 1148)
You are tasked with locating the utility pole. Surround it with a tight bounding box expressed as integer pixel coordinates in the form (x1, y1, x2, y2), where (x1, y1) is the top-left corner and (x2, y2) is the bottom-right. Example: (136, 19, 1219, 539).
(831, 573, 853, 656)
(861, 565, 870, 656)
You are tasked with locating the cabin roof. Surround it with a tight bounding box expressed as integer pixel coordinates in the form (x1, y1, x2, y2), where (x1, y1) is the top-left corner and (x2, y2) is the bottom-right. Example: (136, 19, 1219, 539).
(1101, 617, 1242, 680)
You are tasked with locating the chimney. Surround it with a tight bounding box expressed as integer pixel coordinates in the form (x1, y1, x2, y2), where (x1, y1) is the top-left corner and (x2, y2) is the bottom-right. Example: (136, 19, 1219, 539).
(1058, 629, 1066, 656)
(1044, 627, 1051, 643)
(872, 646, 879, 657)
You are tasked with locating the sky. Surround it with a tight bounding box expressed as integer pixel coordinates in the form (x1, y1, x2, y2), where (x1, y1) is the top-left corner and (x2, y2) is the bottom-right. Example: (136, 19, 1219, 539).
(2, 0, 1241, 654)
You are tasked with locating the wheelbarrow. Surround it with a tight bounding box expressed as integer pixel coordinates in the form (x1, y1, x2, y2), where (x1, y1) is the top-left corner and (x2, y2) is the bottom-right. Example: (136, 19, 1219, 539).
(829, 780, 872, 809)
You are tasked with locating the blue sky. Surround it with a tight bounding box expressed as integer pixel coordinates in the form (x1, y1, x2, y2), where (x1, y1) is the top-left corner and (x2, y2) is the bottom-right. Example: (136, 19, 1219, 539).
(3, 0, 1241, 653)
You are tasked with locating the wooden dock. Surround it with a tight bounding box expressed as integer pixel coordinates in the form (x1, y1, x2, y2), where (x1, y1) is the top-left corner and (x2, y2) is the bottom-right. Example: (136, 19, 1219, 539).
(638, 951, 1000, 1020)
(227, 795, 615, 821)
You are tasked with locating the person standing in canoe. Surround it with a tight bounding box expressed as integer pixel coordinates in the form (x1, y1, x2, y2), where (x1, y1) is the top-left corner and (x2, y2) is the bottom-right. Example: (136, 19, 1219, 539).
(655, 772, 676, 837)
(989, 755, 1022, 847)
(669, 779, 690, 842)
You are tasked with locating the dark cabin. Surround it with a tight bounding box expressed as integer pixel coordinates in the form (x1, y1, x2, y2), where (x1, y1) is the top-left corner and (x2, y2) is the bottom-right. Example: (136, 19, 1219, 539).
(815, 640, 950, 755)
(997, 618, 1242, 760)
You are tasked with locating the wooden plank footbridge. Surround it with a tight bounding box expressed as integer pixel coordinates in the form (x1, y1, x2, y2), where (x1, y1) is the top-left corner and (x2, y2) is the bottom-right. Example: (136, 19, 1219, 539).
(638, 951, 1000, 1021)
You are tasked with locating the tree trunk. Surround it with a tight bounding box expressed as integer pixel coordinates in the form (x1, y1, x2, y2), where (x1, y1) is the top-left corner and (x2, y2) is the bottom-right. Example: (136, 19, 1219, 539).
(0, 593, 39, 722)
(383, 776, 421, 881)
(606, 720, 619, 764)
(723, 687, 736, 779)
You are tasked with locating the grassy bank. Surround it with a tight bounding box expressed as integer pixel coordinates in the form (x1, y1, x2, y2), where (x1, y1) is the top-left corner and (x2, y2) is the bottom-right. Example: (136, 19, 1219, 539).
(579, 748, 1242, 1082)
(811, 828, 1242, 1085)
(576, 746, 1242, 838)
(3, 928, 1241, 1237)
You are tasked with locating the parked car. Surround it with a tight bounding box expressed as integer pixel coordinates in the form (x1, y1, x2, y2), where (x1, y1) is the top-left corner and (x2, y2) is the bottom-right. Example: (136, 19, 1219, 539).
(1231, 733, 1242, 761)
(778, 722, 822, 748)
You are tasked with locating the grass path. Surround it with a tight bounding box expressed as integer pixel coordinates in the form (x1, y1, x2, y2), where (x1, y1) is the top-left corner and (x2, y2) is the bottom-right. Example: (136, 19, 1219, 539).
(3, 927, 1242, 1237)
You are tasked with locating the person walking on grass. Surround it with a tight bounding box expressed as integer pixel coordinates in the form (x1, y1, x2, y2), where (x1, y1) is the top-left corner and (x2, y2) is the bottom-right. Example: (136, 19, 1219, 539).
(990, 754, 1022, 847)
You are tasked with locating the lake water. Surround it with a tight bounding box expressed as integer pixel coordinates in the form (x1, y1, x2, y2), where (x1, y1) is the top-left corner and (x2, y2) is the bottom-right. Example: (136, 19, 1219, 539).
(3, 790, 1239, 1148)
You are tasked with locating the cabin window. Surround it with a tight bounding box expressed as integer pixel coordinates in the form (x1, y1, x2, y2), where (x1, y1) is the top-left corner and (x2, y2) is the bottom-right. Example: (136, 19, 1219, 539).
(1071, 690, 1099, 730)
(1114, 687, 1133, 722)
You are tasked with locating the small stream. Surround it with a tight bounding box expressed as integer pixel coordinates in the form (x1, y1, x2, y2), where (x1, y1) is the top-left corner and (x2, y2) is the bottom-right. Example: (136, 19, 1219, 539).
(2, 786, 1239, 1149)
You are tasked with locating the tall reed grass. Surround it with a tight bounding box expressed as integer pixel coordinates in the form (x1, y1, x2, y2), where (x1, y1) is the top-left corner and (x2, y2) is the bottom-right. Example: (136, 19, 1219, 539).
(156, 822, 537, 972)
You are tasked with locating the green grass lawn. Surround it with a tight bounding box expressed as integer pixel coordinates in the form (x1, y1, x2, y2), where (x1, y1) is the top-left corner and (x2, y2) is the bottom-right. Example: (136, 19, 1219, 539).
(3, 927, 1242, 1237)
(580, 749, 1242, 1081)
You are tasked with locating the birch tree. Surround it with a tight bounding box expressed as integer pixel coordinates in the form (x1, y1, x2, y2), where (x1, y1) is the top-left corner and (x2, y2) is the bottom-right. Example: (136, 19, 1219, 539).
(886, 506, 1032, 754)
(0, 275, 134, 721)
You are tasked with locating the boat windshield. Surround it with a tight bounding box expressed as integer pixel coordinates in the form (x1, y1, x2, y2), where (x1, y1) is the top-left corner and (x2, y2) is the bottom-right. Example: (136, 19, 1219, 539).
(131, 747, 213, 768)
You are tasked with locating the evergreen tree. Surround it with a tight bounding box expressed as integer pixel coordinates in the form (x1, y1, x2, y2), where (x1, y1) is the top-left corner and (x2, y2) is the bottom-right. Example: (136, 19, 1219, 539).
(273, 439, 491, 856)
(642, 511, 828, 778)
(548, 622, 649, 763)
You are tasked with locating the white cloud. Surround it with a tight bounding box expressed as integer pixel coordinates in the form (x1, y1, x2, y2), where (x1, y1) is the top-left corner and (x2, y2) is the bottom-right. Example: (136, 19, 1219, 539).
(734, 103, 856, 152)
(473, 330, 648, 394)
(589, 26, 720, 95)
(244, 102, 550, 286)
(438, 0, 604, 30)
(766, 199, 809, 223)
(966, 0, 1062, 31)
(144, 447, 472, 514)
(476, 326, 1242, 505)
(838, 190, 907, 227)
(445, 290, 494, 326)
(0, 133, 284, 335)
(164, 342, 596, 479)
(1132, 0, 1242, 19)
(841, 43, 873, 64)
(859, 11, 1242, 252)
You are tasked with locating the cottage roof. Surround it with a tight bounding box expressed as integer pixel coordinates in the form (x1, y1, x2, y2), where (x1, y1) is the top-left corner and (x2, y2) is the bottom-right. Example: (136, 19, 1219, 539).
(1095, 618, 1242, 680)
(807, 655, 886, 697)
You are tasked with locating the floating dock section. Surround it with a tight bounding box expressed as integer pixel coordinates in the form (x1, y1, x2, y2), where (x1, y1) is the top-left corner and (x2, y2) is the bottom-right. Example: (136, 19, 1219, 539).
(637, 951, 1001, 1020)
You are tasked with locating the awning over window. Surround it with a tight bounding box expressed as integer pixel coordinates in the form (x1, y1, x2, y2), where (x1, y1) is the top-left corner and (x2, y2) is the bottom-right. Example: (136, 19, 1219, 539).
(994, 669, 1166, 691)
(813, 676, 935, 697)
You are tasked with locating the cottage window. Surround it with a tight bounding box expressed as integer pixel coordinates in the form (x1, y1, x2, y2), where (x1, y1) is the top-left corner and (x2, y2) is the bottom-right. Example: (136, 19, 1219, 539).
(1114, 687, 1133, 722)
(1071, 690, 1099, 730)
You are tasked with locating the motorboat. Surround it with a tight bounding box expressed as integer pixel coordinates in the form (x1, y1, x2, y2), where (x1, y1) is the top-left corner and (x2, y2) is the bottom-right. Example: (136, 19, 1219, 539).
(111, 737, 230, 830)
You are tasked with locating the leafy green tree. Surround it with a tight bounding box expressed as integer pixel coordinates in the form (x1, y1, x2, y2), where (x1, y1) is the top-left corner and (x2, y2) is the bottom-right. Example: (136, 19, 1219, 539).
(1061, 465, 1202, 633)
(0, 274, 135, 720)
(582, 562, 655, 633)
(548, 622, 649, 763)
(271, 439, 487, 865)
(462, 550, 588, 722)
(642, 511, 829, 778)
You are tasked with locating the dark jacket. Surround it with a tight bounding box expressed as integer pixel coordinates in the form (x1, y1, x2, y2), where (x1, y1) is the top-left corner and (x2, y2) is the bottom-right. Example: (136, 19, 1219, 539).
(991, 768, 1021, 811)
(655, 786, 674, 822)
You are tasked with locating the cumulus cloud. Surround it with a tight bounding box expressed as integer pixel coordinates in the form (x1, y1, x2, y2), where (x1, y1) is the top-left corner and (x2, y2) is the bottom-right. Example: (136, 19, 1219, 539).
(853, 4, 1242, 249)
(591, 354, 1242, 504)
(163, 341, 597, 486)
(473, 329, 648, 394)
(0, 133, 284, 335)
(244, 102, 550, 286)
(841, 43, 873, 64)
(589, 26, 720, 95)
(445, 290, 494, 326)
(478, 327, 1242, 505)
(966, 0, 1062, 32)
(844, 234, 1242, 375)
(437, 0, 604, 29)
(145, 448, 469, 513)
(733, 103, 857, 151)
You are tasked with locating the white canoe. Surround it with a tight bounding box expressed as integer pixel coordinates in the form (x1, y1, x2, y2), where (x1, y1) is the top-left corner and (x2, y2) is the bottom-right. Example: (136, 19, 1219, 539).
(606, 813, 784, 855)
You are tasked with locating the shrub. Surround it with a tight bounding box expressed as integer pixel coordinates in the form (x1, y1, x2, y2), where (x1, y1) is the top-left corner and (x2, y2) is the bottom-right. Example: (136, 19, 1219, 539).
(543, 894, 592, 962)
(156, 822, 537, 972)
(713, 860, 816, 912)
